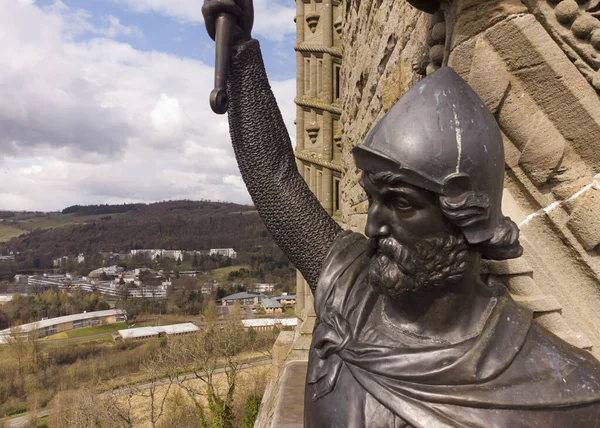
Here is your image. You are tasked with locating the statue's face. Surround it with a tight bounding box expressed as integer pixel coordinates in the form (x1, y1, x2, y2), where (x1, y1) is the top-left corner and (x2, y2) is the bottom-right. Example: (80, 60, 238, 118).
(360, 172, 469, 297)
(360, 172, 447, 244)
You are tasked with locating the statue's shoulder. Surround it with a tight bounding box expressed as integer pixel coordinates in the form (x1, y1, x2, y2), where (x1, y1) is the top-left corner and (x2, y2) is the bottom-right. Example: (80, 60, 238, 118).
(314, 231, 369, 311)
(518, 321, 600, 402)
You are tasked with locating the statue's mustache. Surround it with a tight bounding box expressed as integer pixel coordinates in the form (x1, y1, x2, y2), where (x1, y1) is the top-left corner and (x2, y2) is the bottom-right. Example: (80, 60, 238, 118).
(369, 237, 415, 276)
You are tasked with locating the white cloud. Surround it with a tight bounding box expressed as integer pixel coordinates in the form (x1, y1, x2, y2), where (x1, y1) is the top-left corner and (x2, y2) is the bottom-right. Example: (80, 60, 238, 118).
(114, 0, 295, 41)
(45, 1, 141, 40)
(0, 0, 296, 212)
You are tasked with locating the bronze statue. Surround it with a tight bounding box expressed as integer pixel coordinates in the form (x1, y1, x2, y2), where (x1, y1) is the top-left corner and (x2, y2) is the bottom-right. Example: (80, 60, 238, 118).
(202, 1, 600, 426)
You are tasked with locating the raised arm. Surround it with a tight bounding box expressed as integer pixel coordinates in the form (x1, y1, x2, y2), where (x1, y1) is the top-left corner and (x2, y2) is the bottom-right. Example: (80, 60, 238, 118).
(202, 0, 343, 289)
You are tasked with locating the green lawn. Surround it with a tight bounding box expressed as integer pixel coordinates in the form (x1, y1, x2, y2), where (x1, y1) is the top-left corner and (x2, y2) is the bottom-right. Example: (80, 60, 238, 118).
(45, 322, 128, 340)
(0, 224, 28, 242)
(66, 322, 129, 338)
(210, 264, 252, 281)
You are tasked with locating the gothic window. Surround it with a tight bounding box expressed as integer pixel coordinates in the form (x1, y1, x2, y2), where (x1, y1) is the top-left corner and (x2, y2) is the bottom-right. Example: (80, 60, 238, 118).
(334, 64, 341, 101)
(304, 57, 311, 94)
(333, 177, 341, 212)
(317, 58, 323, 94)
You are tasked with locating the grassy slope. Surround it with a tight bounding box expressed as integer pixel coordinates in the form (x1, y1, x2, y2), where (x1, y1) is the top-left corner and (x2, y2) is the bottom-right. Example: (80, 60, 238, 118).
(0, 213, 124, 243)
(210, 265, 252, 281)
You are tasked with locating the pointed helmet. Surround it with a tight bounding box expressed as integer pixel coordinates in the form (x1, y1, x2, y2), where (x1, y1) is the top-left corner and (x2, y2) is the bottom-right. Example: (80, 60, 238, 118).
(353, 67, 514, 251)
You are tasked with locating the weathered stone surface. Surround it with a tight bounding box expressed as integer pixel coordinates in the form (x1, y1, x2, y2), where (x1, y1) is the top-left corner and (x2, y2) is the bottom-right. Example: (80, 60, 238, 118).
(271, 361, 308, 428)
(340, 0, 430, 226)
(452, 0, 528, 48)
(272, 331, 295, 375)
(567, 184, 600, 251)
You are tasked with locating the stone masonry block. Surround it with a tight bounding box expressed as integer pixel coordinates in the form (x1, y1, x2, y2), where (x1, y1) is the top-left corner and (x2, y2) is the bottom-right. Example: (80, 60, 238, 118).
(567, 184, 600, 251)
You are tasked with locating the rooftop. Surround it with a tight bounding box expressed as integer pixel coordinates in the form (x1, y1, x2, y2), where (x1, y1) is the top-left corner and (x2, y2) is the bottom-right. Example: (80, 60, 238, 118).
(118, 322, 199, 339)
(241, 318, 298, 328)
(272, 295, 296, 301)
(262, 298, 282, 309)
(221, 292, 264, 301)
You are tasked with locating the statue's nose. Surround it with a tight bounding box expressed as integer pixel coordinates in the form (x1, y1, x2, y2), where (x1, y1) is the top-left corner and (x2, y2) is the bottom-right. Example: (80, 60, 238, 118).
(365, 208, 391, 239)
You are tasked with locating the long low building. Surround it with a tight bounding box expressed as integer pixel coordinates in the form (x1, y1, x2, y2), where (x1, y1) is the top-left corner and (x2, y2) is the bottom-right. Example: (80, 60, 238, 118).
(0, 309, 127, 342)
(241, 318, 298, 331)
(118, 322, 200, 340)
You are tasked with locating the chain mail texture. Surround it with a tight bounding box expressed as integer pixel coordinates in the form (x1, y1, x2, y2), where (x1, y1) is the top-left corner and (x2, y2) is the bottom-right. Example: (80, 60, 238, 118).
(226, 40, 343, 290)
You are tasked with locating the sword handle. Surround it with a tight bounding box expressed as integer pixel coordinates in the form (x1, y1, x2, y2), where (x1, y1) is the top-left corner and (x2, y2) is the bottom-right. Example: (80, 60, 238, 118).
(210, 13, 236, 114)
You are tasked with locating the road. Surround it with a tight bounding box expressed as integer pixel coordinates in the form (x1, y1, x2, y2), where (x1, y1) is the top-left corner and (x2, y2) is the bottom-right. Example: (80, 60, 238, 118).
(1, 359, 271, 428)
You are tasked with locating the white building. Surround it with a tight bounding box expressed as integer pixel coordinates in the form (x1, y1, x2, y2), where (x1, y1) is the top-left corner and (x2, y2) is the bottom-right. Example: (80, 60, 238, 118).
(209, 248, 237, 259)
(88, 265, 123, 278)
(241, 318, 298, 331)
(0, 309, 127, 342)
(131, 249, 184, 261)
(253, 283, 275, 293)
(118, 322, 199, 340)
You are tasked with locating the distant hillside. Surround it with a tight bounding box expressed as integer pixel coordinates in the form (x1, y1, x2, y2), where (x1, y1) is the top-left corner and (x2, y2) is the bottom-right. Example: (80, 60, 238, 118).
(0, 200, 277, 267)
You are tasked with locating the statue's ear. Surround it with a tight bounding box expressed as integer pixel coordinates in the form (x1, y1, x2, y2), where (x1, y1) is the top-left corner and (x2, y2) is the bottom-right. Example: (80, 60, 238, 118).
(443, 174, 472, 197)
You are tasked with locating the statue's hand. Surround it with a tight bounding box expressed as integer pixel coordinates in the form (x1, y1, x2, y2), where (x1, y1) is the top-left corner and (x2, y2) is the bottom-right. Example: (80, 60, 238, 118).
(202, 0, 254, 45)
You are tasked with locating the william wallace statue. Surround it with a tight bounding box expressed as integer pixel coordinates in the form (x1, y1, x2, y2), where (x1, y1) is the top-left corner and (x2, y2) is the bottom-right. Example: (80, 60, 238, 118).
(202, 0, 600, 426)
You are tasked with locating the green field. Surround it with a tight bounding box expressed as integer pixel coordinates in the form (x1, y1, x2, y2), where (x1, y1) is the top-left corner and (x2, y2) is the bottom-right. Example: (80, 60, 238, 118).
(0, 212, 124, 242)
(0, 224, 27, 242)
(209, 264, 251, 281)
(45, 322, 128, 340)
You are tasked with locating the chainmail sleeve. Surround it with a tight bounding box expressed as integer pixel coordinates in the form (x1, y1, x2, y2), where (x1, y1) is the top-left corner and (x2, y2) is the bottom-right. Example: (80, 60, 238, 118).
(226, 39, 343, 290)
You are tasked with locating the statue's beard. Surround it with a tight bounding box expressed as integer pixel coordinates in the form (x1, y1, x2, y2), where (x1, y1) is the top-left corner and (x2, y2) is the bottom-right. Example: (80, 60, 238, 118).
(368, 233, 470, 299)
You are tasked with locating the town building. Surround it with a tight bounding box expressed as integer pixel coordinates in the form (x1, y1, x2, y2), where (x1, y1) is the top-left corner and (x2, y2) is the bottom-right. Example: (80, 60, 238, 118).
(272, 294, 297, 307)
(218, 291, 265, 306)
(130, 249, 184, 261)
(53, 253, 85, 267)
(28, 275, 66, 292)
(209, 248, 237, 258)
(88, 265, 123, 278)
(117, 322, 199, 341)
(261, 298, 283, 314)
(252, 283, 275, 293)
(241, 318, 298, 331)
(0, 309, 127, 342)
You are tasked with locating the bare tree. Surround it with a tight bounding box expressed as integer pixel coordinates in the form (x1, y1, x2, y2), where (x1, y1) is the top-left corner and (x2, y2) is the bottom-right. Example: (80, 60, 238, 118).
(102, 386, 135, 428)
(134, 349, 175, 428)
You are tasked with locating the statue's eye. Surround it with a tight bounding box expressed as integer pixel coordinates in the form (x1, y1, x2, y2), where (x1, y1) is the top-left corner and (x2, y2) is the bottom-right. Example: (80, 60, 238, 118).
(394, 197, 412, 211)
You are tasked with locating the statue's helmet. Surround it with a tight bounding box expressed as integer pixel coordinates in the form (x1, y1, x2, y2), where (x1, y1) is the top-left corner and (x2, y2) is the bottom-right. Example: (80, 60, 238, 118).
(353, 67, 522, 260)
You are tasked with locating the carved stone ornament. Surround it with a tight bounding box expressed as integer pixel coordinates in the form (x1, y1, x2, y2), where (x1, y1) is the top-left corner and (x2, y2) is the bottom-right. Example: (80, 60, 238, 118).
(306, 11, 320, 34)
(306, 121, 320, 143)
(334, 16, 343, 37)
(522, 0, 600, 91)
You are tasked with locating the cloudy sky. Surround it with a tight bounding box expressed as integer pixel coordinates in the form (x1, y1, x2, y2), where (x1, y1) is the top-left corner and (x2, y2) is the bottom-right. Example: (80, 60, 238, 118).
(0, 0, 296, 211)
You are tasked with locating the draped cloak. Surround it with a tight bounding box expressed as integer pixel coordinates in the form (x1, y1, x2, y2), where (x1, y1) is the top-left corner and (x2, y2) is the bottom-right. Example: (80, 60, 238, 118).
(304, 231, 600, 427)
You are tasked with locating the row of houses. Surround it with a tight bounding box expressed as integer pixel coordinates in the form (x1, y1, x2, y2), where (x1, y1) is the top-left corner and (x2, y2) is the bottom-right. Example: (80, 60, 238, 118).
(131, 248, 237, 261)
(23, 274, 170, 299)
(50, 247, 238, 269)
(0, 311, 297, 343)
(74, 280, 170, 299)
(218, 292, 297, 313)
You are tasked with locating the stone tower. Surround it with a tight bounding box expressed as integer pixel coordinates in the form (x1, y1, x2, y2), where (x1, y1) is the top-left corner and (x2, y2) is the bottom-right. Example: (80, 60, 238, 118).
(293, 0, 344, 318)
